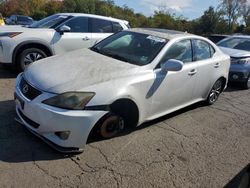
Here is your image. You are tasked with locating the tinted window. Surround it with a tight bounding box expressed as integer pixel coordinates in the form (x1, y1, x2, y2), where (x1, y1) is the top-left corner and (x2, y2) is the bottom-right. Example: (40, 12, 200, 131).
(217, 37, 250, 51)
(91, 31, 167, 66)
(17, 16, 31, 22)
(91, 18, 112, 33)
(160, 39, 192, 65)
(10, 15, 16, 21)
(193, 40, 211, 61)
(65, 17, 89, 33)
(112, 22, 123, 33)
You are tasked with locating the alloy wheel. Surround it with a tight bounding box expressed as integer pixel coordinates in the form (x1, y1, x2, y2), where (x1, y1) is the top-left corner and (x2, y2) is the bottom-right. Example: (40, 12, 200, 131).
(208, 80, 222, 104)
(23, 52, 44, 68)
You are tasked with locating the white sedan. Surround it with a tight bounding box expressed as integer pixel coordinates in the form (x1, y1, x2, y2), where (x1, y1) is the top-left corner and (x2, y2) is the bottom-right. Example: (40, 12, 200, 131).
(15, 28, 230, 152)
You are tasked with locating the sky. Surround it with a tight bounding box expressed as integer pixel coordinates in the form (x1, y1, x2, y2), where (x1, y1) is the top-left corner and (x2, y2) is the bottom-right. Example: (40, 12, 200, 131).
(114, 0, 220, 20)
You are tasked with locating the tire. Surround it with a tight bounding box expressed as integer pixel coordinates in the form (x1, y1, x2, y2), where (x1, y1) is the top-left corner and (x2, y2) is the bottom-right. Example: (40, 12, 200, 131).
(206, 79, 223, 105)
(98, 113, 125, 139)
(16, 48, 47, 72)
(243, 74, 250, 89)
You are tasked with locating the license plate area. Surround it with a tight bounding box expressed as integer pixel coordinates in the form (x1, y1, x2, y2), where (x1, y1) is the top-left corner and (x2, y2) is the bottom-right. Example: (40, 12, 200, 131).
(14, 92, 25, 110)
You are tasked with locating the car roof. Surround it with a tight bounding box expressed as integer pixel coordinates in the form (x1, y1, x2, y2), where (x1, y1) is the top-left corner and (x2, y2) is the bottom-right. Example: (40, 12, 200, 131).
(56, 13, 128, 24)
(129, 28, 194, 40)
(228, 35, 250, 39)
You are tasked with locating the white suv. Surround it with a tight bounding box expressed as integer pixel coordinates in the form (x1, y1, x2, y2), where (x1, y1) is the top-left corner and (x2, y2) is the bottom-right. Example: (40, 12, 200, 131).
(0, 13, 129, 71)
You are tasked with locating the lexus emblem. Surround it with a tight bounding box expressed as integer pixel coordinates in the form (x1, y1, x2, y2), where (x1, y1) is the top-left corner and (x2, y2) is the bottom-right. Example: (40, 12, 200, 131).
(22, 84, 29, 94)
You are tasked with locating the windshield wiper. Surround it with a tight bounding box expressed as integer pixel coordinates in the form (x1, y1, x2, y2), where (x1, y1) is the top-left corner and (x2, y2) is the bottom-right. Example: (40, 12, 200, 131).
(91, 48, 139, 65)
(100, 50, 130, 62)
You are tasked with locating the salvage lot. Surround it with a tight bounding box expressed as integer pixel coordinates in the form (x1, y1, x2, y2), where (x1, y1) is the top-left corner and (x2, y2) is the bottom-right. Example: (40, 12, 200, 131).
(0, 65, 249, 188)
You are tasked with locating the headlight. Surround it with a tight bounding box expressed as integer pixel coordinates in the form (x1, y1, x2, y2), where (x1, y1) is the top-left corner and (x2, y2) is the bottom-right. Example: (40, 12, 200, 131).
(42, 92, 95, 110)
(0, 32, 22, 38)
(231, 57, 250, 64)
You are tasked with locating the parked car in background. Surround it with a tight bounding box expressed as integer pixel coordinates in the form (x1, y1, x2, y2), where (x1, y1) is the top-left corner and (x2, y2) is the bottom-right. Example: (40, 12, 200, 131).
(217, 35, 250, 89)
(207, 34, 229, 43)
(5, 15, 34, 26)
(15, 28, 230, 152)
(0, 13, 129, 71)
(0, 13, 5, 26)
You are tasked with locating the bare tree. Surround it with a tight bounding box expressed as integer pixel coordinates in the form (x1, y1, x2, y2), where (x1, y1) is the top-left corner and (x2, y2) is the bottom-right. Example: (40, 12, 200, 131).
(219, 0, 246, 30)
(240, 0, 250, 26)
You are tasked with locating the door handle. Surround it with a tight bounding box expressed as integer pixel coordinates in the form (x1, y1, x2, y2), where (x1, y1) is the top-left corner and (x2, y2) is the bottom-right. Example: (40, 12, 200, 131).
(188, 69, 197, 76)
(82, 36, 90, 41)
(214, 62, 220, 68)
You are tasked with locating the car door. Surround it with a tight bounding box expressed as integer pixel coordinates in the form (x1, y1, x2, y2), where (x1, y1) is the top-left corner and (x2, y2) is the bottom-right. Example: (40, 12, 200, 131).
(150, 39, 198, 118)
(90, 18, 114, 45)
(191, 39, 219, 99)
(52, 16, 93, 54)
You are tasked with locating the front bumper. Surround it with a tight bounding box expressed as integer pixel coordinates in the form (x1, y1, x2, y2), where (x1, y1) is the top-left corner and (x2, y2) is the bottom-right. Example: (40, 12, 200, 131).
(229, 71, 249, 83)
(15, 75, 108, 152)
(229, 63, 250, 83)
(0, 38, 15, 64)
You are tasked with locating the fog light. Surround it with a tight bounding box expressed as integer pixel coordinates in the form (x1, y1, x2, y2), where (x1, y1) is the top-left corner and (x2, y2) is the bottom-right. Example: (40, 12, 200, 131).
(55, 131, 70, 140)
(232, 74, 239, 80)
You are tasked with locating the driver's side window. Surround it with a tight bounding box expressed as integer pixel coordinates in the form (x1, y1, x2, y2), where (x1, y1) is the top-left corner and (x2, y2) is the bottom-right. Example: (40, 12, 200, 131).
(158, 39, 192, 68)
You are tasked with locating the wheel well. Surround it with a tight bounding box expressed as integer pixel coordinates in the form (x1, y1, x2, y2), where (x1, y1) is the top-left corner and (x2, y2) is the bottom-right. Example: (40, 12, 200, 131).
(110, 98, 139, 128)
(13, 43, 53, 64)
(87, 98, 139, 142)
(219, 77, 227, 91)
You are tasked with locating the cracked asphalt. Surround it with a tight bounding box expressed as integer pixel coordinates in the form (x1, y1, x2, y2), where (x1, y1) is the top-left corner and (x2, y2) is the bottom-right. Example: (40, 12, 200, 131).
(0, 65, 249, 188)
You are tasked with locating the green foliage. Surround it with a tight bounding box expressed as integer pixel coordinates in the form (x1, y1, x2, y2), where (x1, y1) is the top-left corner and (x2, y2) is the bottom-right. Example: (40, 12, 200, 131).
(0, 0, 249, 35)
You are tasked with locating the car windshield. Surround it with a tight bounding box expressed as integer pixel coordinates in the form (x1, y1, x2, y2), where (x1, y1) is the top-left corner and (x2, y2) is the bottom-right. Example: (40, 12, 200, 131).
(217, 37, 250, 51)
(91, 31, 167, 66)
(29, 14, 71, 29)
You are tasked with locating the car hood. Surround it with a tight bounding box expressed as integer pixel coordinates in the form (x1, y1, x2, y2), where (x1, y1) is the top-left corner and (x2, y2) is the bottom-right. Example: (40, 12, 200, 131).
(0, 25, 52, 32)
(24, 48, 139, 93)
(219, 46, 250, 58)
(0, 25, 30, 32)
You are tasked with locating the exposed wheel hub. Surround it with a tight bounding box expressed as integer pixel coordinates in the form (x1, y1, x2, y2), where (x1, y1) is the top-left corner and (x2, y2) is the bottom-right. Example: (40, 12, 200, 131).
(100, 115, 124, 139)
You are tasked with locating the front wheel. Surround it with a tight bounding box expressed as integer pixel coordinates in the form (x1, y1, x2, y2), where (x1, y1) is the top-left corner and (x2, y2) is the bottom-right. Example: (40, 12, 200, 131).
(243, 74, 250, 89)
(206, 79, 223, 105)
(17, 48, 47, 72)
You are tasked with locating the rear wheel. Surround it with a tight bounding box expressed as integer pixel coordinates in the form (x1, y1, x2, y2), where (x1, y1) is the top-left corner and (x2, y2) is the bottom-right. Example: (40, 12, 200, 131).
(206, 79, 223, 105)
(98, 113, 125, 139)
(17, 48, 47, 72)
(243, 74, 250, 89)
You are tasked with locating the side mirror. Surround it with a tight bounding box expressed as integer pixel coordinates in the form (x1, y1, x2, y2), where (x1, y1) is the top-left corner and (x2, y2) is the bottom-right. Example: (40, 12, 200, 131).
(161, 59, 183, 72)
(58, 25, 71, 35)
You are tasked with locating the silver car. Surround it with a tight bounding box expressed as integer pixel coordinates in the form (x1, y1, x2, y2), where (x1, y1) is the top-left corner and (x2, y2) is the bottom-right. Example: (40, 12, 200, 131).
(15, 29, 230, 152)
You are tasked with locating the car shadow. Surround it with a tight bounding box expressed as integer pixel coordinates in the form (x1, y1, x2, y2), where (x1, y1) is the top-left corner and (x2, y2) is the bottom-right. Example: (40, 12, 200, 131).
(224, 164, 250, 188)
(0, 65, 17, 79)
(0, 100, 70, 163)
(225, 83, 248, 92)
(87, 101, 205, 144)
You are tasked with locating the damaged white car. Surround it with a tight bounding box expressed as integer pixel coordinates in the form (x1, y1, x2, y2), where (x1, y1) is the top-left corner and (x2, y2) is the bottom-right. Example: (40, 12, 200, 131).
(15, 28, 230, 152)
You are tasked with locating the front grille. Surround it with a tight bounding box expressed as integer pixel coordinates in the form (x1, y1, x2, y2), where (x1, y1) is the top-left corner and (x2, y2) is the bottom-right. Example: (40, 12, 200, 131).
(18, 109, 40, 129)
(19, 77, 42, 100)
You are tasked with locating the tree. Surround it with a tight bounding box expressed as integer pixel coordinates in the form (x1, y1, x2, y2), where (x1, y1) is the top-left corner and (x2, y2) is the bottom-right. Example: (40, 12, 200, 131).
(219, 0, 246, 31)
(240, 0, 250, 26)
